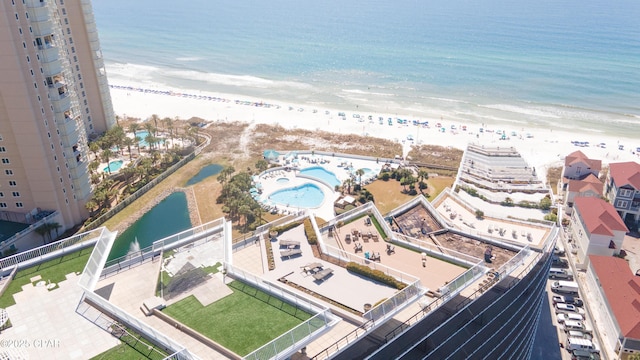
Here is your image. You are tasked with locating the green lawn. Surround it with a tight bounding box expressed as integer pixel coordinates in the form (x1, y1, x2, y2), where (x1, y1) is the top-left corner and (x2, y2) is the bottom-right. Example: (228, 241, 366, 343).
(0, 246, 94, 308)
(90, 328, 168, 360)
(163, 280, 314, 356)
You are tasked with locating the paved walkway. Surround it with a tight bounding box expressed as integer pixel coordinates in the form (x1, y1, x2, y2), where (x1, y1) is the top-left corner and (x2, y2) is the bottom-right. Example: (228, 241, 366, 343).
(4, 272, 119, 359)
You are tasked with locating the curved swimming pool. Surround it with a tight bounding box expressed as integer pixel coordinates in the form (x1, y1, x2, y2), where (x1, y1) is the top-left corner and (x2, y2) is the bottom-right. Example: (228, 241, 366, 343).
(269, 183, 324, 208)
(299, 166, 341, 188)
(103, 159, 124, 173)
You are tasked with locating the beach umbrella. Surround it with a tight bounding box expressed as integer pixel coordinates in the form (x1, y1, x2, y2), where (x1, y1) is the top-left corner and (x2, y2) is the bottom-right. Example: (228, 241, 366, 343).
(263, 149, 280, 160)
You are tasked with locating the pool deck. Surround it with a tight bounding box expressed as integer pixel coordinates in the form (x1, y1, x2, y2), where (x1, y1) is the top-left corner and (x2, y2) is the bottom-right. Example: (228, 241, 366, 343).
(255, 154, 383, 221)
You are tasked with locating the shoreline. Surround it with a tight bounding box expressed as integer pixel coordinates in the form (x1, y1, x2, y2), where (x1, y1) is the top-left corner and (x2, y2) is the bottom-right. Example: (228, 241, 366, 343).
(108, 82, 640, 179)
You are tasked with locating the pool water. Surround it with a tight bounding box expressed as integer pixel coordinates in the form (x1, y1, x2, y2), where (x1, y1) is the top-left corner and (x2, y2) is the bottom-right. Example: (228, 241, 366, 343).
(269, 183, 325, 208)
(103, 159, 124, 173)
(136, 130, 165, 148)
(299, 166, 341, 188)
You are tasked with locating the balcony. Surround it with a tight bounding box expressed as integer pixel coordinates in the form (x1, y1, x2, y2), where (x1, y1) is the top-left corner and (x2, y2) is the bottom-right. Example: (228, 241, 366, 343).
(41, 59, 63, 77)
(30, 17, 54, 37)
(59, 125, 79, 149)
(51, 94, 71, 113)
(69, 160, 88, 181)
(25, 0, 47, 8)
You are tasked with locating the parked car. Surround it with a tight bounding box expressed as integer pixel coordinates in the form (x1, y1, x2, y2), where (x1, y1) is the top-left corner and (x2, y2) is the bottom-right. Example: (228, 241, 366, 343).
(555, 303, 585, 315)
(554, 245, 566, 256)
(557, 312, 584, 323)
(552, 256, 569, 268)
(567, 330, 593, 340)
(549, 268, 573, 280)
(557, 295, 584, 307)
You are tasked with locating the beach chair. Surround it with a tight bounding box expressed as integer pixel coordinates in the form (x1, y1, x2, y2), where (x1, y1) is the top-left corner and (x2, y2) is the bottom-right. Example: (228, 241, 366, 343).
(371, 234, 379, 241)
(280, 249, 302, 258)
(313, 268, 334, 281)
(345, 234, 351, 243)
(354, 242, 363, 253)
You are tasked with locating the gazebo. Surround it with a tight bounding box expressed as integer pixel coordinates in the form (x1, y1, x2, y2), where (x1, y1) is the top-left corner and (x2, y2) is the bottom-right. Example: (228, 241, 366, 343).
(263, 149, 280, 162)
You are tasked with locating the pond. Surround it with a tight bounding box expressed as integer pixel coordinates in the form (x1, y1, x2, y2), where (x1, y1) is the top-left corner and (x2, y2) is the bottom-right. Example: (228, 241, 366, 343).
(186, 164, 223, 186)
(108, 191, 192, 260)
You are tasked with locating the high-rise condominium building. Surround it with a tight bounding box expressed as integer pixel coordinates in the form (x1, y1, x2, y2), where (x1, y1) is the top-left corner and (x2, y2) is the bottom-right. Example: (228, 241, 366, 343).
(0, 0, 114, 231)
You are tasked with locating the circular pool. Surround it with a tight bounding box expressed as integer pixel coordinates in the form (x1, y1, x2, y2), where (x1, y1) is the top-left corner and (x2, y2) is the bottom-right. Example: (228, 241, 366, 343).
(269, 183, 324, 208)
(276, 177, 290, 183)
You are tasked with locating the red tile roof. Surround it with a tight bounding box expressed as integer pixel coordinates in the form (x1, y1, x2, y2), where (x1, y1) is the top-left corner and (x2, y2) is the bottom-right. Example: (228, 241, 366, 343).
(589, 255, 640, 339)
(564, 150, 602, 171)
(567, 174, 603, 195)
(574, 197, 628, 236)
(609, 162, 640, 190)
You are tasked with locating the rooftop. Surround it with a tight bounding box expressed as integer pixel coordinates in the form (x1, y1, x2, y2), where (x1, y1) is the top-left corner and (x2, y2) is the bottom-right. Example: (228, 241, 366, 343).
(609, 161, 640, 189)
(589, 255, 640, 339)
(574, 197, 628, 236)
(564, 150, 602, 172)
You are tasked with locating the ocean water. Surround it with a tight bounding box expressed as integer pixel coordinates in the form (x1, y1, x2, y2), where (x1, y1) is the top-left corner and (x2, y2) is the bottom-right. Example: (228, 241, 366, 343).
(91, 0, 640, 138)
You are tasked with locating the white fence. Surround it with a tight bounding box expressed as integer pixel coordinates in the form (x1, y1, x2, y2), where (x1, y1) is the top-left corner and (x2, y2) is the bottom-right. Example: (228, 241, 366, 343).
(0, 227, 103, 273)
(226, 264, 337, 360)
(77, 224, 198, 359)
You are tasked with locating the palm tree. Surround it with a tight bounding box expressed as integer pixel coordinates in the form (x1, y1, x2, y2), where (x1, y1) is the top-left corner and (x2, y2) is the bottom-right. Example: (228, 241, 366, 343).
(101, 149, 113, 173)
(150, 114, 159, 135)
(35, 224, 49, 245)
(128, 123, 140, 153)
(355, 168, 365, 185)
(85, 199, 98, 217)
(143, 122, 155, 149)
(343, 178, 353, 194)
(255, 159, 268, 173)
(48, 222, 62, 241)
(123, 137, 135, 160)
(89, 141, 101, 161)
(417, 169, 429, 191)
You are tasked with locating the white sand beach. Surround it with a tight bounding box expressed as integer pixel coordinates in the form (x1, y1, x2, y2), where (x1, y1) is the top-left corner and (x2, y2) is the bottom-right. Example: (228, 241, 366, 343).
(109, 83, 640, 176)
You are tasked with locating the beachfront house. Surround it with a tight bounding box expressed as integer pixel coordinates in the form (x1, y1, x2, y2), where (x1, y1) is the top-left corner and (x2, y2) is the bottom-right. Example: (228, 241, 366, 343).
(605, 161, 640, 230)
(586, 255, 640, 356)
(570, 197, 628, 269)
(563, 173, 603, 215)
(559, 150, 601, 194)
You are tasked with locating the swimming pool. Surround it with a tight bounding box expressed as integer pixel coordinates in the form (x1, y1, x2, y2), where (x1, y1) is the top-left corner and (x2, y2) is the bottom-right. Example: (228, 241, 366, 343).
(136, 130, 164, 148)
(269, 183, 324, 208)
(299, 166, 341, 188)
(103, 159, 124, 173)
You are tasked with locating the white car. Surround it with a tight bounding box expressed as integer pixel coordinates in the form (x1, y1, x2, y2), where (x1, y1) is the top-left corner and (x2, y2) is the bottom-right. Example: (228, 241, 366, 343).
(557, 312, 584, 323)
(555, 303, 585, 315)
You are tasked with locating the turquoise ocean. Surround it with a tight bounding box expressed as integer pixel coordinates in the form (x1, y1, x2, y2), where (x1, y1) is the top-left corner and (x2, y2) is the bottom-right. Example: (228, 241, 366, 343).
(92, 0, 640, 138)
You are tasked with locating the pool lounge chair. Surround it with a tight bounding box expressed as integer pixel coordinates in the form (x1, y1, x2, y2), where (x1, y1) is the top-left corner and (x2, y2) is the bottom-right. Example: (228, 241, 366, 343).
(354, 242, 363, 252)
(280, 249, 302, 258)
(313, 268, 334, 281)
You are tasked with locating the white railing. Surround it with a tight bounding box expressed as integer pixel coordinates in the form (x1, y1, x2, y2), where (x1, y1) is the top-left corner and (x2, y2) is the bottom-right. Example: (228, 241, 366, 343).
(152, 218, 225, 252)
(0, 211, 59, 252)
(363, 281, 423, 322)
(77, 224, 198, 359)
(226, 264, 337, 360)
(322, 243, 419, 285)
(1, 227, 103, 272)
(392, 233, 482, 267)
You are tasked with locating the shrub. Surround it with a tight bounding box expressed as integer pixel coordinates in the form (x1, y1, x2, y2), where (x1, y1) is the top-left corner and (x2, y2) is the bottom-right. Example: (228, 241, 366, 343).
(544, 213, 558, 223)
(303, 218, 317, 245)
(346, 262, 406, 290)
(380, 173, 390, 181)
(539, 196, 552, 210)
(475, 210, 484, 219)
(270, 221, 303, 235)
(408, 189, 418, 196)
(264, 238, 275, 270)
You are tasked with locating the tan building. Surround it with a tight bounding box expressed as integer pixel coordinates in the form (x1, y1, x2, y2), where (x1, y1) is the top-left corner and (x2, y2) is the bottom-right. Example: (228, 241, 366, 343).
(0, 0, 114, 234)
